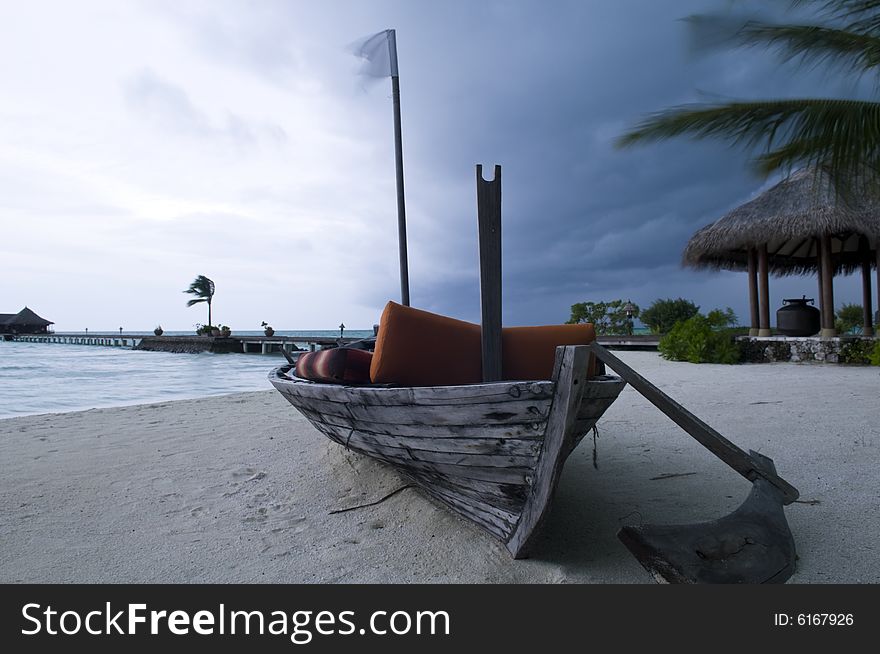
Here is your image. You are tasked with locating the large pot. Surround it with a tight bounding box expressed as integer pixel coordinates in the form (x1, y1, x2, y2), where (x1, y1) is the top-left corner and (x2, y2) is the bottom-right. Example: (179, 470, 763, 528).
(776, 296, 820, 336)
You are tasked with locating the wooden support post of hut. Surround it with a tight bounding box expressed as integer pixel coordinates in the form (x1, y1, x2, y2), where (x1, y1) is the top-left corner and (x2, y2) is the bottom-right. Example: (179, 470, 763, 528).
(860, 236, 874, 337)
(816, 238, 825, 331)
(819, 233, 836, 337)
(747, 248, 759, 337)
(876, 243, 880, 327)
(757, 244, 771, 337)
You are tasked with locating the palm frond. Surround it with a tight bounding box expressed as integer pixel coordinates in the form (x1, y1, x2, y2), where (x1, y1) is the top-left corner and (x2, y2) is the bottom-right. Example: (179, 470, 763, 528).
(685, 9, 880, 74)
(183, 275, 215, 299)
(618, 98, 880, 193)
(792, 0, 880, 34)
(186, 298, 207, 307)
(737, 22, 880, 72)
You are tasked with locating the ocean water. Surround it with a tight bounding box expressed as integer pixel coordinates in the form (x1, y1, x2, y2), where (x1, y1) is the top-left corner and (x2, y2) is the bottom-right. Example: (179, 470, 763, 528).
(0, 331, 372, 420)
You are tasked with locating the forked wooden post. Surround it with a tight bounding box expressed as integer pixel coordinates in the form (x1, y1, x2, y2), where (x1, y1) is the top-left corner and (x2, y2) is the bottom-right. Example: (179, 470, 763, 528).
(476, 164, 502, 382)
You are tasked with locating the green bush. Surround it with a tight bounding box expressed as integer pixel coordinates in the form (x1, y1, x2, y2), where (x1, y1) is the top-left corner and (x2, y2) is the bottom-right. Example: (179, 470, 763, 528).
(839, 339, 877, 364)
(658, 311, 740, 364)
(869, 340, 880, 366)
(640, 298, 700, 334)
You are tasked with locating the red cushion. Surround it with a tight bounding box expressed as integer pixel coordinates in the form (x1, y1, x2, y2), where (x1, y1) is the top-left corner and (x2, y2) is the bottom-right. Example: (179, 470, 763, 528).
(295, 348, 373, 384)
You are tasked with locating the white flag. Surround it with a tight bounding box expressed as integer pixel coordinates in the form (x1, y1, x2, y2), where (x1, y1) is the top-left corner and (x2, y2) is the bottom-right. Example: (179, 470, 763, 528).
(351, 29, 399, 78)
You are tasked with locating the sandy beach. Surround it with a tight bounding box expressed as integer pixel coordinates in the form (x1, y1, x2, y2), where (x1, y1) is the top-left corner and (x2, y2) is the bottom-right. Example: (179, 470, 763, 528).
(1, 351, 878, 584)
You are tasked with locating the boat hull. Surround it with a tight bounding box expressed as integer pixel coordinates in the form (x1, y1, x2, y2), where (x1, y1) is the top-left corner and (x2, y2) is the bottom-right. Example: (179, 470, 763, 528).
(269, 345, 626, 557)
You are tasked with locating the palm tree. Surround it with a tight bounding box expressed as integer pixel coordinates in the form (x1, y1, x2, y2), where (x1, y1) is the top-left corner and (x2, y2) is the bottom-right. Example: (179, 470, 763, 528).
(184, 275, 215, 326)
(618, 0, 880, 197)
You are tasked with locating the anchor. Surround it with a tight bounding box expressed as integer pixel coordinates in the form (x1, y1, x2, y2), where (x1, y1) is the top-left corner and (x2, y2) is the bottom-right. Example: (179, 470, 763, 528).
(590, 343, 799, 584)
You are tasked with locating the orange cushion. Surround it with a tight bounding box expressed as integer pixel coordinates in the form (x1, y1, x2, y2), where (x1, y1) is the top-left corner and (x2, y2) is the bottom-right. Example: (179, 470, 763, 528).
(369, 302, 482, 386)
(501, 324, 596, 380)
(370, 302, 597, 385)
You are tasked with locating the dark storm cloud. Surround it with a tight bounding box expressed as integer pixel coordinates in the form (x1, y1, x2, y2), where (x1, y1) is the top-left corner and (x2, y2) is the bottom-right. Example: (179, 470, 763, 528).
(374, 0, 868, 324)
(370, 0, 758, 322)
(153, 0, 867, 326)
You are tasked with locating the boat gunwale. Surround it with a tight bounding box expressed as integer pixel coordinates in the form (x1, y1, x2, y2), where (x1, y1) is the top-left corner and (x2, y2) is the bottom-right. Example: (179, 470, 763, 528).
(269, 365, 623, 398)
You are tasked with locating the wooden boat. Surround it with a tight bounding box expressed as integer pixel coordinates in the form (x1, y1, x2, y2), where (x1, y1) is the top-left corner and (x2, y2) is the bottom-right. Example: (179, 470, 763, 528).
(268, 166, 800, 580)
(270, 344, 625, 558)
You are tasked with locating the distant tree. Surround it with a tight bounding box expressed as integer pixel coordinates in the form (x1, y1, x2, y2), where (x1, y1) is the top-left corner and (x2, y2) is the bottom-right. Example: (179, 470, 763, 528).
(835, 303, 863, 334)
(184, 275, 215, 327)
(706, 307, 738, 329)
(567, 299, 640, 335)
(640, 298, 701, 333)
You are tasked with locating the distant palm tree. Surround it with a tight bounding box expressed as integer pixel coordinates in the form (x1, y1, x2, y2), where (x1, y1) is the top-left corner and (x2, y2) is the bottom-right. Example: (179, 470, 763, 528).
(618, 0, 880, 197)
(184, 275, 215, 326)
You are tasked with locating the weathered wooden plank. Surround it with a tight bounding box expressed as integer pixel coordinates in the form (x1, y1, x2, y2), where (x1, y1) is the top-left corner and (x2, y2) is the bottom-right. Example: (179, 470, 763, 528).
(424, 479, 519, 525)
(277, 376, 554, 405)
(286, 392, 551, 426)
(420, 484, 524, 516)
(575, 381, 627, 420)
(292, 404, 547, 439)
(421, 488, 513, 538)
(423, 485, 517, 532)
(314, 422, 541, 457)
(402, 467, 528, 507)
(318, 440, 532, 484)
(332, 434, 538, 469)
(506, 345, 591, 558)
(580, 376, 629, 399)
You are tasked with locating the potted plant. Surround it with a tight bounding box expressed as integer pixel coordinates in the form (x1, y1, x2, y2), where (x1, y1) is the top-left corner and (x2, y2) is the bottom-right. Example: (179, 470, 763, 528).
(154, 325, 164, 336)
(261, 321, 275, 337)
(220, 325, 231, 338)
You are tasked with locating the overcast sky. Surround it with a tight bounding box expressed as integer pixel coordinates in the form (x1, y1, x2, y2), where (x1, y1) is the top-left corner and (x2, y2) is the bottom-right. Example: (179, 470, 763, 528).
(1, 0, 869, 331)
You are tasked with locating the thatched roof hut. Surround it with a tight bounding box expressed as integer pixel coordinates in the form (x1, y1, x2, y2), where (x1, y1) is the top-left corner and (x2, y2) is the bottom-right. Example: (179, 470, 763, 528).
(683, 168, 880, 276)
(0, 307, 54, 334)
(682, 168, 880, 337)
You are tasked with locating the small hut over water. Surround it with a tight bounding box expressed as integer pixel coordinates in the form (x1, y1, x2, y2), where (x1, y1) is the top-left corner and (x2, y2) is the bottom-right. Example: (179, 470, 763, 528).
(683, 169, 880, 337)
(0, 307, 54, 335)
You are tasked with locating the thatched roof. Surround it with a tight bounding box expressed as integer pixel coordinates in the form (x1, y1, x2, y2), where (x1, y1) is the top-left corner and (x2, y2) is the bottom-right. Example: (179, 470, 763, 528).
(0, 307, 53, 326)
(683, 168, 880, 276)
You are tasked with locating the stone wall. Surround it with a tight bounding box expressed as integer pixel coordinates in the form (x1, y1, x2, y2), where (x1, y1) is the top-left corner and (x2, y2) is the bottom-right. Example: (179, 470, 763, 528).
(737, 336, 875, 363)
(134, 336, 241, 354)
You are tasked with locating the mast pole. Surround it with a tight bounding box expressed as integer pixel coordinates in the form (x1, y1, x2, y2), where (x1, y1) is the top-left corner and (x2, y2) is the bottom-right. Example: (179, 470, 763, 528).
(388, 30, 410, 306)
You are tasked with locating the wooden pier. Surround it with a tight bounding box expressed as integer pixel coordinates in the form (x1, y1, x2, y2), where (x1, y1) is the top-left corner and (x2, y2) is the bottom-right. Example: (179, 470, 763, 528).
(10, 333, 366, 354)
(237, 336, 363, 354)
(596, 334, 660, 350)
(13, 333, 145, 348)
(11, 333, 660, 353)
